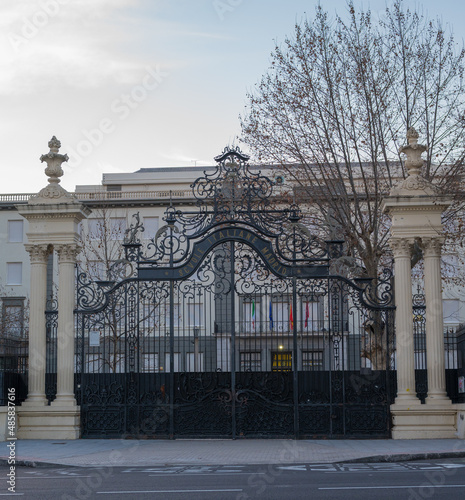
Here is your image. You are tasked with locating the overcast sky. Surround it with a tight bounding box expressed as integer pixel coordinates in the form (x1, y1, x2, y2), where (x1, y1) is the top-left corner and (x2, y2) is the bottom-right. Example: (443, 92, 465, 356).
(1, 0, 464, 193)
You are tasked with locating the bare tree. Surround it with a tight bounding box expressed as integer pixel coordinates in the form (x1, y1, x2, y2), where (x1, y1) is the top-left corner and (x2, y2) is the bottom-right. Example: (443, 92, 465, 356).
(79, 209, 171, 374)
(78, 208, 127, 373)
(241, 0, 465, 279)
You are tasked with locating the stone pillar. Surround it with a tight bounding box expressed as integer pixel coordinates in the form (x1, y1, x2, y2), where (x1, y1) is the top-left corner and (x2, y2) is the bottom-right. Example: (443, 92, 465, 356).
(53, 244, 80, 406)
(390, 238, 419, 404)
(423, 237, 450, 404)
(22, 244, 50, 406)
(16, 136, 91, 439)
(382, 128, 456, 438)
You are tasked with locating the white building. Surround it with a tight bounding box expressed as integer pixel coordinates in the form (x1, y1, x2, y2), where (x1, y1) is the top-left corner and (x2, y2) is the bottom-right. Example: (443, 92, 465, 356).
(1, 163, 463, 345)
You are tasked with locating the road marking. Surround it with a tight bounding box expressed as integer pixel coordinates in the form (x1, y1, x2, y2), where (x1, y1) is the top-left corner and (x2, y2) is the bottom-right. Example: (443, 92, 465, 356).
(4, 476, 93, 480)
(326, 471, 418, 474)
(97, 489, 243, 494)
(277, 465, 307, 471)
(148, 472, 265, 476)
(320, 485, 465, 490)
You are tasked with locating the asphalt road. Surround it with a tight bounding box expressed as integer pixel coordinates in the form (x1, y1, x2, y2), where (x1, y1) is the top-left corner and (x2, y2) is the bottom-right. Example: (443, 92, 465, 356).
(1, 459, 465, 499)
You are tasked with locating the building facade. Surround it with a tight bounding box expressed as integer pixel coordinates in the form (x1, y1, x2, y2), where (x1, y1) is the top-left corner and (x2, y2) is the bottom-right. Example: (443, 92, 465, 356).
(0, 138, 464, 439)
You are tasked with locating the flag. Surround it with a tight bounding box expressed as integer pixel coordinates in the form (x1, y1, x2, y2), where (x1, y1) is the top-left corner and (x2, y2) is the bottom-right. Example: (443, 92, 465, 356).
(252, 300, 256, 329)
(269, 300, 274, 330)
(289, 303, 294, 330)
(305, 302, 309, 328)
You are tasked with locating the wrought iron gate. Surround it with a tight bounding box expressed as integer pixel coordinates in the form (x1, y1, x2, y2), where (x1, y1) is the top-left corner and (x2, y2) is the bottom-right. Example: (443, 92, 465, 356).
(76, 147, 395, 438)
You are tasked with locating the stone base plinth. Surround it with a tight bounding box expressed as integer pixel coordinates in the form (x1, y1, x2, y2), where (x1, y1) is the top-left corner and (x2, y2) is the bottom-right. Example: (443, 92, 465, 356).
(391, 403, 457, 439)
(0, 407, 16, 442)
(17, 405, 80, 440)
(456, 404, 465, 440)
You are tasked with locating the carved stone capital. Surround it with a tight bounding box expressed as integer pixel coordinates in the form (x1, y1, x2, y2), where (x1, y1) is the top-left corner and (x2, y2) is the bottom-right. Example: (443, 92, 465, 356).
(421, 237, 444, 258)
(25, 244, 51, 264)
(55, 244, 81, 263)
(389, 238, 414, 259)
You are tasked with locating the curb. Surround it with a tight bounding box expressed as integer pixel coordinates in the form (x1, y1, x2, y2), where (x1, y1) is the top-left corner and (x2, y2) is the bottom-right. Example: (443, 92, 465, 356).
(340, 451, 465, 463)
(2, 452, 465, 468)
(0, 459, 50, 468)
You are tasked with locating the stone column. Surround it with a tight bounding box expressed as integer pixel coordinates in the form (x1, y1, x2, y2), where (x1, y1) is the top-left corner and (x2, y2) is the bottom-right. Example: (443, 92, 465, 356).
(390, 238, 419, 404)
(423, 237, 450, 403)
(23, 244, 50, 406)
(382, 128, 456, 438)
(16, 137, 90, 439)
(53, 244, 80, 406)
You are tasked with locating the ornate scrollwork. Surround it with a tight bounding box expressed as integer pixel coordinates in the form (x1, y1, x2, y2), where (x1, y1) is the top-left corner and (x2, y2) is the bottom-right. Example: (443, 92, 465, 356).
(354, 267, 394, 309)
(124, 212, 144, 245)
(76, 145, 395, 440)
(132, 146, 329, 271)
(76, 270, 106, 311)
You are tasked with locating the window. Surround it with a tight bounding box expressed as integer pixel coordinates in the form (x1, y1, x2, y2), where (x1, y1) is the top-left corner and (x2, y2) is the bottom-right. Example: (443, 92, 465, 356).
(442, 255, 459, 278)
(187, 303, 203, 327)
(85, 354, 102, 373)
(165, 352, 180, 372)
(86, 217, 127, 240)
(272, 351, 292, 371)
(1, 298, 25, 338)
(443, 299, 460, 324)
(271, 299, 290, 332)
(186, 352, 204, 372)
(140, 300, 165, 333)
(88, 260, 106, 281)
(110, 218, 126, 240)
(107, 355, 124, 373)
(301, 300, 320, 332)
(167, 303, 202, 328)
(7, 263, 22, 285)
(143, 217, 159, 240)
(171, 304, 181, 327)
(88, 218, 104, 240)
(140, 353, 159, 373)
(8, 220, 23, 243)
(240, 351, 261, 371)
(302, 351, 323, 371)
(243, 299, 260, 333)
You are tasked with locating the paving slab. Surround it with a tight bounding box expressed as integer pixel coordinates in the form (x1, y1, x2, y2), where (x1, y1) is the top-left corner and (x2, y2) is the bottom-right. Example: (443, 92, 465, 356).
(2, 438, 465, 467)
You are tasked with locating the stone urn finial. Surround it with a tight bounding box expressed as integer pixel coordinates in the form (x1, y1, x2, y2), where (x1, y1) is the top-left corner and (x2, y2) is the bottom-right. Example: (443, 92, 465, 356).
(400, 127, 426, 176)
(48, 135, 62, 152)
(390, 128, 439, 196)
(406, 127, 419, 144)
(40, 135, 68, 186)
(30, 136, 74, 204)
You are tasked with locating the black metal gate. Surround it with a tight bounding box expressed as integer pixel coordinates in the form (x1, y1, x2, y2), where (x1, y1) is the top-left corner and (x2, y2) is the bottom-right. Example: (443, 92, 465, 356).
(76, 147, 395, 438)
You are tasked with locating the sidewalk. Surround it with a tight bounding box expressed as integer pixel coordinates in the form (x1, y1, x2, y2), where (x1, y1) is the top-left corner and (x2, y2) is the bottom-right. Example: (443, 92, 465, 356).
(2, 438, 465, 467)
